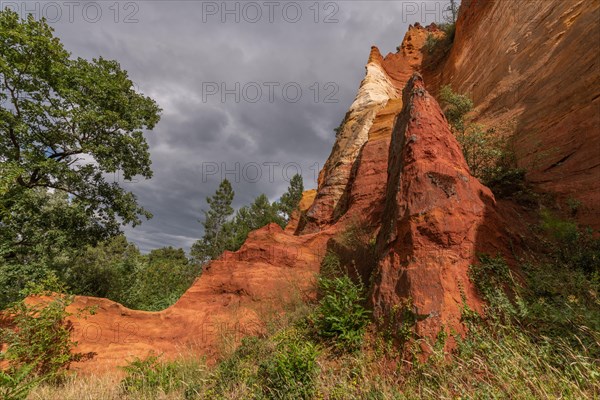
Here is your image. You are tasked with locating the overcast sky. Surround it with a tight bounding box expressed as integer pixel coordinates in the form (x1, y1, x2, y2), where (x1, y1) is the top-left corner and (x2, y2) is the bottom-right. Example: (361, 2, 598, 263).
(10, 1, 451, 252)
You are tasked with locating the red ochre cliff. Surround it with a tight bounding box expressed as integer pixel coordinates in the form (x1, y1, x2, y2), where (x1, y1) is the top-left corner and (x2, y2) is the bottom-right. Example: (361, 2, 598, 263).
(62, 2, 598, 372)
(424, 0, 600, 230)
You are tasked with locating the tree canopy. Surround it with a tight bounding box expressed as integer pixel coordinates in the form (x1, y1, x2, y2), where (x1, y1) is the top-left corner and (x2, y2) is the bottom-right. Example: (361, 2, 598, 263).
(0, 10, 161, 304)
(0, 10, 160, 249)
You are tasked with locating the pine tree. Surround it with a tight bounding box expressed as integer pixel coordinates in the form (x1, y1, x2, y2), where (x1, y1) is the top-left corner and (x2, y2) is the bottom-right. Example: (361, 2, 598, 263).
(223, 194, 285, 252)
(191, 176, 303, 264)
(190, 179, 234, 263)
(277, 174, 304, 223)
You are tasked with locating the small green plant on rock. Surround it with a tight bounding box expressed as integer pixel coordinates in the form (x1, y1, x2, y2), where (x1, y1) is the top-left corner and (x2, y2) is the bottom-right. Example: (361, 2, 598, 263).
(0, 278, 95, 379)
(0, 277, 95, 398)
(0, 364, 46, 400)
(439, 85, 525, 192)
(258, 329, 320, 400)
(311, 252, 371, 352)
(424, 33, 440, 54)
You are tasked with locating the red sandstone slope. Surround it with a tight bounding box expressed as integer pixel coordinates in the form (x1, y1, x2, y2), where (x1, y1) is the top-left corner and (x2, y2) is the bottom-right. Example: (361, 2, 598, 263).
(424, 0, 600, 229)
(67, 223, 333, 373)
(370, 73, 509, 346)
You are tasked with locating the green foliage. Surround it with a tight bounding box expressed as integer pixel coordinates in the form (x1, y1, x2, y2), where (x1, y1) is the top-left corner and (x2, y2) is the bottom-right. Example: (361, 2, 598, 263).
(276, 174, 304, 223)
(469, 214, 599, 359)
(192, 176, 304, 263)
(0, 363, 45, 400)
(439, 22, 456, 42)
(0, 9, 160, 305)
(540, 209, 600, 276)
(0, 285, 94, 389)
(319, 251, 342, 278)
(439, 85, 524, 188)
(63, 235, 142, 301)
(439, 85, 473, 132)
(0, 9, 160, 239)
(386, 298, 416, 345)
(424, 33, 440, 54)
(190, 179, 235, 263)
(223, 193, 285, 252)
(455, 123, 512, 181)
(127, 247, 200, 311)
(120, 353, 205, 398)
(0, 300, 89, 378)
(421, 22, 456, 67)
(469, 254, 517, 318)
(60, 236, 198, 311)
(311, 253, 371, 352)
(566, 196, 582, 216)
(208, 335, 266, 397)
(333, 119, 345, 136)
(258, 330, 320, 400)
(0, 189, 105, 307)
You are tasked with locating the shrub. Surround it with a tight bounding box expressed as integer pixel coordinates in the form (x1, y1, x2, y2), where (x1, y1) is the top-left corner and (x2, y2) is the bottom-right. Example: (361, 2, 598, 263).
(439, 22, 456, 42)
(0, 280, 94, 380)
(64, 235, 142, 303)
(469, 254, 519, 320)
(126, 247, 200, 311)
(421, 24, 456, 69)
(311, 253, 371, 352)
(424, 33, 439, 54)
(0, 364, 46, 400)
(470, 214, 599, 360)
(439, 85, 474, 132)
(439, 86, 523, 188)
(120, 353, 206, 398)
(0, 279, 95, 398)
(208, 335, 266, 396)
(258, 329, 320, 400)
(540, 209, 600, 276)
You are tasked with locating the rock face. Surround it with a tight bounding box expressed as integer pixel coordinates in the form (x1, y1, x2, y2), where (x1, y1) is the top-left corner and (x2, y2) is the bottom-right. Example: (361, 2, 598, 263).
(301, 47, 400, 231)
(424, 0, 600, 229)
(370, 73, 507, 345)
(302, 25, 436, 232)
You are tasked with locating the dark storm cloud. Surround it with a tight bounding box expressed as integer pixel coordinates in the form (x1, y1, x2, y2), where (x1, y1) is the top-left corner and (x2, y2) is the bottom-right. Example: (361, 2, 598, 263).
(12, 0, 450, 252)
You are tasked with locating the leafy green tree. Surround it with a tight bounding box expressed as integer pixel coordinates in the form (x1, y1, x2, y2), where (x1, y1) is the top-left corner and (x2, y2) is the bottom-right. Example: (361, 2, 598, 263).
(191, 177, 304, 264)
(0, 189, 98, 307)
(1, 277, 94, 384)
(1, 10, 160, 236)
(276, 173, 304, 223)
(127, 246, 200, 311)
(224, 194, 284, 251)
(0, 10, 160, 302)
(190, 179, 235, 263)
(63, 235, 143, 302)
